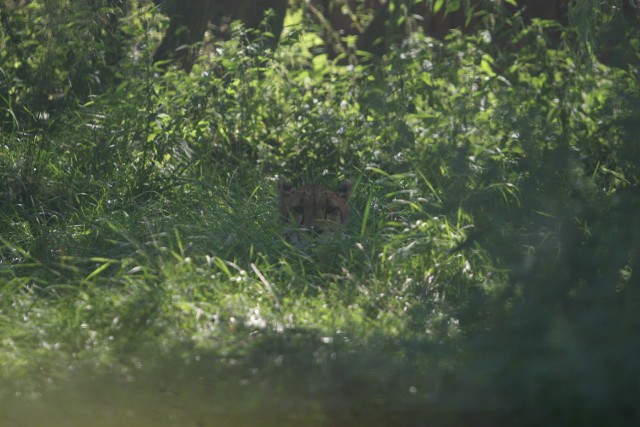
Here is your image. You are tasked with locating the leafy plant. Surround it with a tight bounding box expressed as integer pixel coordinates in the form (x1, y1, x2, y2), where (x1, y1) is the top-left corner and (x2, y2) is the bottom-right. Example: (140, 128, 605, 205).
(1, 1, 639, 425)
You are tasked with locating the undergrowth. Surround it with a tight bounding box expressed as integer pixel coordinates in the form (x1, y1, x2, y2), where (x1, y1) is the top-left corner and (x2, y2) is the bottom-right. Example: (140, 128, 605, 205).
(1, 1, 640, 425)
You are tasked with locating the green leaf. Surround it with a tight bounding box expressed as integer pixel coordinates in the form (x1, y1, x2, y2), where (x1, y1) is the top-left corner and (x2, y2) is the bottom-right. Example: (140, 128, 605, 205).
(480, 58, 496, 77)
(433, 0, 444, 14)
(85, 259, 117, 281)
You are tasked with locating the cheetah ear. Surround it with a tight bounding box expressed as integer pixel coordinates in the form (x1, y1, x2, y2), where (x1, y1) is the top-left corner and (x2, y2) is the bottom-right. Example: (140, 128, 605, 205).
(278, 179, 295, 195)
(336, 180, 352, 201)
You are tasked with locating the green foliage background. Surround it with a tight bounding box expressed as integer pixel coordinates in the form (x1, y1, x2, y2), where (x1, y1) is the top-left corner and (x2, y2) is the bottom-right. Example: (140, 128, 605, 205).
(1, 0, 639, 425)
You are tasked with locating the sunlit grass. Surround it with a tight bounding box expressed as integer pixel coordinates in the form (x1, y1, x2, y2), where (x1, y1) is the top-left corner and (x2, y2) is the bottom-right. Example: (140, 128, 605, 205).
(1, 2, 640, 425)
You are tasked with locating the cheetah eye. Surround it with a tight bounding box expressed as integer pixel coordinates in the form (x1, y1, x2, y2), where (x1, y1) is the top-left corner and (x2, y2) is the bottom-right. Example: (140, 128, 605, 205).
(291, 206, 304, 215)
(325, 206, 338, 215)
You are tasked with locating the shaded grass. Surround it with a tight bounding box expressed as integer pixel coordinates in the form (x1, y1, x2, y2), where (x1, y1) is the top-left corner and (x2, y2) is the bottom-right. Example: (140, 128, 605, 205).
(1, 4, 640, 425)
(0, 172, 482, 425)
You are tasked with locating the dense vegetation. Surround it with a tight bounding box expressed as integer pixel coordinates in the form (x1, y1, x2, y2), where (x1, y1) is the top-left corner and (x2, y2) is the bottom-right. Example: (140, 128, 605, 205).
(1, 1, 639, 425)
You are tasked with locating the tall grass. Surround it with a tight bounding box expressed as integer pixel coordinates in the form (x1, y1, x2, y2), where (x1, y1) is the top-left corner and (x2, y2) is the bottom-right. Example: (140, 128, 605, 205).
(1, 1, 640, 425)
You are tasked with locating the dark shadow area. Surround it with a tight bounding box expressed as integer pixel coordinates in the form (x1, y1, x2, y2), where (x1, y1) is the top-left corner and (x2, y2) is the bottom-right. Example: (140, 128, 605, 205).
(5, 320, 638, 427)
(0, 329, 502, 427)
